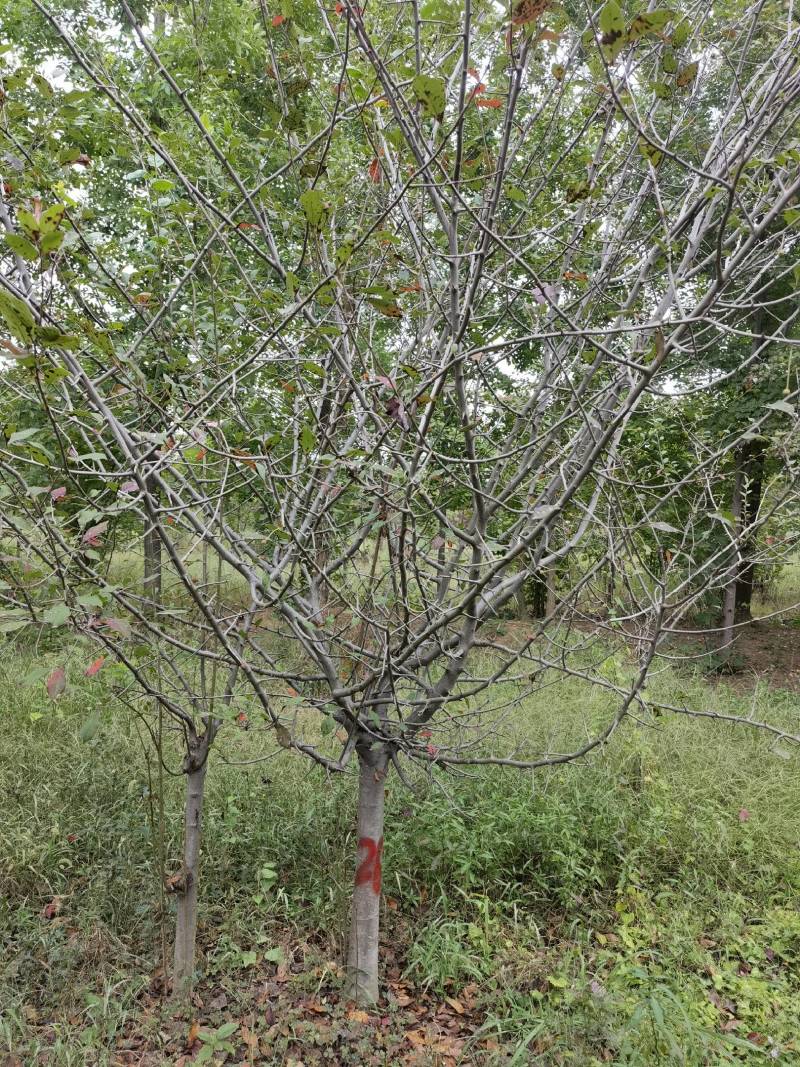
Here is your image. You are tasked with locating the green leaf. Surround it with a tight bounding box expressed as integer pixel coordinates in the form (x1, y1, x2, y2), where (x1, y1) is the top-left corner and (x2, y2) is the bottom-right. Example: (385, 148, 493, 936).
(0, 289, 35, 342)
(43, 603, 71, 627)
(216, 1022, 239, 1039)
(79, 716, 101, 742)
(302, 361, 326, 379)
(661, 49, 678, 73)
(506, 184, 526, 203)
(263, 946, 284, 964)
(412, 74, 446, 120)
(40, 230, 65, 254)
(8, 427, 40, 445)
(598, 0, 626, 60)
(638, 138, 663, 167)
(671, 18, 690, 47)
(34, 325, 80, 349)
(40, 204, 65, 234)
(767, 399, 795, 416)
(299, 189, 328, 229)
(628, 10, 673, 40)
(300, 423, 316, 452)
(4, 234, 37, 261)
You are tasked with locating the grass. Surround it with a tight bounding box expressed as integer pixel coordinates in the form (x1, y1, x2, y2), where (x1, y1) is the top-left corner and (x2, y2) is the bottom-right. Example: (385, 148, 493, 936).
(0, 632, 799, 1064)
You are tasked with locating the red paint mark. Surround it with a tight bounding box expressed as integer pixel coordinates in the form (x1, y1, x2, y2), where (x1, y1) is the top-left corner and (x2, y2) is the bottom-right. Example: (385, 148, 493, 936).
(355, 836, 383, 894)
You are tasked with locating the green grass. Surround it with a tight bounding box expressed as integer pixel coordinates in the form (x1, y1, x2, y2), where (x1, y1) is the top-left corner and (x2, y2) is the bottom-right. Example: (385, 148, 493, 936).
(0, 636, 799, 1064)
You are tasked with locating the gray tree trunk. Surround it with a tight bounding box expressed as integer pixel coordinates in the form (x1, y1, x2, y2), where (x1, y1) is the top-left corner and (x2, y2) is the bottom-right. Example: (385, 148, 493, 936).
(143, 476, 162, 617)
(345, 746, 387, 1005)
(173, 759, 207, 996)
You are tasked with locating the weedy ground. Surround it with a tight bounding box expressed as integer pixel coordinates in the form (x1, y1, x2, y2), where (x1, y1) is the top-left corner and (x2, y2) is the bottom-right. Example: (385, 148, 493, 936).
(1, 574, 799, 1065)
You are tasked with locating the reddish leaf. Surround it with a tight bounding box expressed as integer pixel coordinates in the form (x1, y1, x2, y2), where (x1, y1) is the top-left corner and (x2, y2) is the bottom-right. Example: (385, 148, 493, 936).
(66, 833, 77, 844)
(103, 617, 132, 639)
(46, 667, 66, 699)
(81, 521, 108, 547)
(272, 13, 285, 26)
(42, 896, 63, 920)
(738, 808, 751, 822)
(1, 338, 29, 358)
(368, 158, 381, 183)
(476, 97, 503, 108)
(119, 480, 138, 494)
(85, 656, 105, 677)
(334, 1, 344, 12)
(50, 486, 67, 502)
(426, 743, 439, 756)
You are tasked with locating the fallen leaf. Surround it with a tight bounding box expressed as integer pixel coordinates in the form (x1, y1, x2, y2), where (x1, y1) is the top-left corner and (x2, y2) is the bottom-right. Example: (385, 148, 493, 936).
(42, 896, 63, 919)
(186, 1020, 200, 1048)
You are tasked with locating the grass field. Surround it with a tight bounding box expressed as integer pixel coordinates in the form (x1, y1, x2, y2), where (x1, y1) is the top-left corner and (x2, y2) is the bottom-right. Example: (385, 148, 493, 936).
(1, 610, 799, 1066)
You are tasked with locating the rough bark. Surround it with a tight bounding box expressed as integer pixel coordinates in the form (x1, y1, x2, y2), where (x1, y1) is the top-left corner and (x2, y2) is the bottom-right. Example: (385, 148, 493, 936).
(173, 758, 208, 997)
(345, 745, 388, 1005)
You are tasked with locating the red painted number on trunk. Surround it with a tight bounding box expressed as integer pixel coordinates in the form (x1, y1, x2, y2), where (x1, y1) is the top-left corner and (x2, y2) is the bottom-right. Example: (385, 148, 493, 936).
(355, 836, 383, 894)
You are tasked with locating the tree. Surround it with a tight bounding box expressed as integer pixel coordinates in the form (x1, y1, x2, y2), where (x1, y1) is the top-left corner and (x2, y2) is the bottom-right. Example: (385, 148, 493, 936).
(1, 0, 799, 1004)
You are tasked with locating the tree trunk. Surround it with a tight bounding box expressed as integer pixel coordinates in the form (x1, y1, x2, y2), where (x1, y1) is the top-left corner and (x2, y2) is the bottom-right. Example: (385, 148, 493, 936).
(515, 579, 529, 620)
(173, 758, 208, 997)
(734, 309, 766, 623)
(734, 439, 766, 621)
(530, 574, 547, 618)
(720, 464, 744, 657)
(143, 476, 162, 617)
(546, 561, 557, 617)
(345, 746, 388, 1005)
